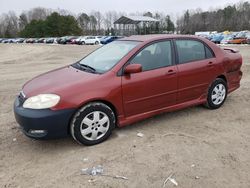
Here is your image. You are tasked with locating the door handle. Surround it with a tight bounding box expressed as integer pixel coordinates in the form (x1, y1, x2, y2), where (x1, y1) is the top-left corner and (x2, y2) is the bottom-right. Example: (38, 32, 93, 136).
(166, 69, 176, 75)
(207, 62, 214, 67)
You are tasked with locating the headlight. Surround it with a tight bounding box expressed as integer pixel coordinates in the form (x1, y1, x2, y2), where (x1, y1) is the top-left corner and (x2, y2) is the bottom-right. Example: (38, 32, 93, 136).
(23, 94, 60, 109)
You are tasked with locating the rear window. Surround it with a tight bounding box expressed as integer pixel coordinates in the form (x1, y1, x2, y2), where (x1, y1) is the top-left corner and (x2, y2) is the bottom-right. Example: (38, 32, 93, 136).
(176, 39, 214, 63)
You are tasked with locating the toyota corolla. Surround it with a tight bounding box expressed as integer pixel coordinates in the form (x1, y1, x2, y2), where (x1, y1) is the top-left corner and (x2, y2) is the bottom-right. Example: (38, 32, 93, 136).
(14, 35, 243, 145)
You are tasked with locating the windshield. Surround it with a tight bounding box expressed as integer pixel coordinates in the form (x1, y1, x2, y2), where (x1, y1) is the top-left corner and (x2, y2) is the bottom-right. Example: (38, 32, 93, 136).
(79, 41, 140, 73)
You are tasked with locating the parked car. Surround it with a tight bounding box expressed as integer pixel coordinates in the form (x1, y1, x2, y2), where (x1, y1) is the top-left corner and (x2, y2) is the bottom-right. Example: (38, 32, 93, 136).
(68, 37, 80, 44)
(76, 36, 88, 45)
(58, 36, 78, 44)
(229, 37, 247, 44)
(14, 35, 243, 145)
(56, 36, 67, 44)
(37, 38, 45, 43)
(229, 32, 248, 44)
(85, 36, 102, 45)
(56, 37, 63, 44)
(1, 38, 7, 43)
(100, 36, 123, 44)
(45, 38, 56, 44)
(15, 38, 25, 43)
(25, 38, 36, 43)
(221, 35, 234, 44)
(211, 34, 224, 44)
(1, 39, 7, 43)
(2, 38, 15, 43)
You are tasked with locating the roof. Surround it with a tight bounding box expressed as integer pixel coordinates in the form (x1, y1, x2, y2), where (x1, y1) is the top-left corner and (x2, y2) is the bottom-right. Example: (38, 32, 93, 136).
(114, 16, 159, 24)
(119, 34, 205, 42)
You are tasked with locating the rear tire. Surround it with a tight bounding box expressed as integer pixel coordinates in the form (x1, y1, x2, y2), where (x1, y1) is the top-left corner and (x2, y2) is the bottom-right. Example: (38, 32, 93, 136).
(70, 102, 116, 145)
(205, 78, 227, 109)
(95, 41, 99, 45)
(81, 41, 85, 45)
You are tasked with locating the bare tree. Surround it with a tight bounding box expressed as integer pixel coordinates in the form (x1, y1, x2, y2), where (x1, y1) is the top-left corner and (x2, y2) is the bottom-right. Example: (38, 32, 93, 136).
(77, 13, 90, 34)
(89, 15, 97, 34)
(104, 11, 112, 30)
(177, 1, 250, 34)
(0, 15, 5, 37)
(1, 11, 19, 37)
(27, 7, 51, 21)
(19, 13, 28, 31)
(56, 8, 73, 16)
(92, 11, 102, 34)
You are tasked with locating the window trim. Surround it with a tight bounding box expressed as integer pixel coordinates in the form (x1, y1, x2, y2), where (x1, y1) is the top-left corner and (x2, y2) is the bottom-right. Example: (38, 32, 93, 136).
(118, 39, 176, 76)
(173, 38, 215, 65)
(204, 45, 215, 59)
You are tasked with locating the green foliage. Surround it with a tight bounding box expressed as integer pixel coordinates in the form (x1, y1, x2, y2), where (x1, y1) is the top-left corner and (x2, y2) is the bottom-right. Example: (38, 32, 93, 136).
(20, 12, 82, 37)
(20, 20, 45, 37)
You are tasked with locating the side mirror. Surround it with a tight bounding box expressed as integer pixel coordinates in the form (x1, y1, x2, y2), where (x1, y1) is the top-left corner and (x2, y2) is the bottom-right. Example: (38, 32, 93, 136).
(124, 64, 142, 74)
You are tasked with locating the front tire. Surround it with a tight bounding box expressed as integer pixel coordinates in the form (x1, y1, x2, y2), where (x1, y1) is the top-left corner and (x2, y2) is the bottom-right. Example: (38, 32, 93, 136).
(70, 102, 116, 145)
(205, 78, 227, 109)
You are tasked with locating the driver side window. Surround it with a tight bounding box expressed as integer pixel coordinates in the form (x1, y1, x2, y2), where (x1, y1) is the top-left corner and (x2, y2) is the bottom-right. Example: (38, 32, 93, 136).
(130, 41, 172, 71)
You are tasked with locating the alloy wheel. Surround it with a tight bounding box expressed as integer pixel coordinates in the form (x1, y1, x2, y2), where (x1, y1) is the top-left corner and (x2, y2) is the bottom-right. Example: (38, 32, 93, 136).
(211, 83, 226, 105)
(80, 111, 110, 141)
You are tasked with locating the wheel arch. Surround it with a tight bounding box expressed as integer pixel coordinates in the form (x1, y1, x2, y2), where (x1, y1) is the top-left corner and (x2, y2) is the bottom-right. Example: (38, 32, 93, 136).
(217, 74, 227, 85)
(93, 100, 118, 120)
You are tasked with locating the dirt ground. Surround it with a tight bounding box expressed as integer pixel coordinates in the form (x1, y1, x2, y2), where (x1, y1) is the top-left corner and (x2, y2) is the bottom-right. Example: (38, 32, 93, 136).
(0, 43, 250, 188)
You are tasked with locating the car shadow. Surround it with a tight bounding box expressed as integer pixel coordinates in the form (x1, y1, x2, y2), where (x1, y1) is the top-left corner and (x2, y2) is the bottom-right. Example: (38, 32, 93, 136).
(16, 97, 232, 150)
(116, 105, 206, 132)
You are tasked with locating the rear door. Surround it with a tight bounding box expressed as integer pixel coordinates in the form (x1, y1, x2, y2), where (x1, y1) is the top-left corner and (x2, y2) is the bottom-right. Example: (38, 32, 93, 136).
(175, 39, 216, 103)
(122, 40, 178, 117)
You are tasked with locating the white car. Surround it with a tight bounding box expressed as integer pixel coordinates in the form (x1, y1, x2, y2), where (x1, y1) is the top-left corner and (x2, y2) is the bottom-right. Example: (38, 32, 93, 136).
(85, 36, 102, 45)
(75, 36, 87, 45)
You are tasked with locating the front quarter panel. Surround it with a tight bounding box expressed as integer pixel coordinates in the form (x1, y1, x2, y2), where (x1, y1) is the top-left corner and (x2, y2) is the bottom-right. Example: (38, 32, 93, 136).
(51, 71, 124, 117)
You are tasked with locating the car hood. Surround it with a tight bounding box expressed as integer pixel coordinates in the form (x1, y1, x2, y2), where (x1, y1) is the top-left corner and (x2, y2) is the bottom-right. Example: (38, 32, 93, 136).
(23, 66, 100, 97)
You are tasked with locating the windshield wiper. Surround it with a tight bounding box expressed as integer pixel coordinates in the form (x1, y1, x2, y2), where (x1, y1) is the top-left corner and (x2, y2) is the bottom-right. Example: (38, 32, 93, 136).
(77, 62, 96, 73)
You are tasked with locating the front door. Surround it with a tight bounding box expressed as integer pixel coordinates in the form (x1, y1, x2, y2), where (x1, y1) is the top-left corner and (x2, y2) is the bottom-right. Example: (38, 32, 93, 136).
(122, 40, 178, 117)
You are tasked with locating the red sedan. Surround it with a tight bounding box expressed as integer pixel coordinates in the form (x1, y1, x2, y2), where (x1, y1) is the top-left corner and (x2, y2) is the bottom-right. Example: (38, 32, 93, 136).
(14, 35, 243, 145)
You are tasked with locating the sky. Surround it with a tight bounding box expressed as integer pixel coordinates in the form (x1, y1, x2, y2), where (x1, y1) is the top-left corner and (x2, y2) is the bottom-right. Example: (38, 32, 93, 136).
(0, 0, 244, 16)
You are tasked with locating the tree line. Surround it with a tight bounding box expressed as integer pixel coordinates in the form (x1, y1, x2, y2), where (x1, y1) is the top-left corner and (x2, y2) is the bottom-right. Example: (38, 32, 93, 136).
(0, 7, 175, 38)
(176, 1, 250, 34)
(0, 1, 249, 38)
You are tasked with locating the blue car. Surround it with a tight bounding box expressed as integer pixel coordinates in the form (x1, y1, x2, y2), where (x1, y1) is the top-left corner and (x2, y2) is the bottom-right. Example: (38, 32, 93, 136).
(100, 36, 123, 44)
(211, 34, 224, 44)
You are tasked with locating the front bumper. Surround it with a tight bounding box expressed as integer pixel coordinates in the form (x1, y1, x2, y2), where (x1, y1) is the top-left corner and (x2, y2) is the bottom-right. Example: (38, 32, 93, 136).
(14, 97, 76, 139)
